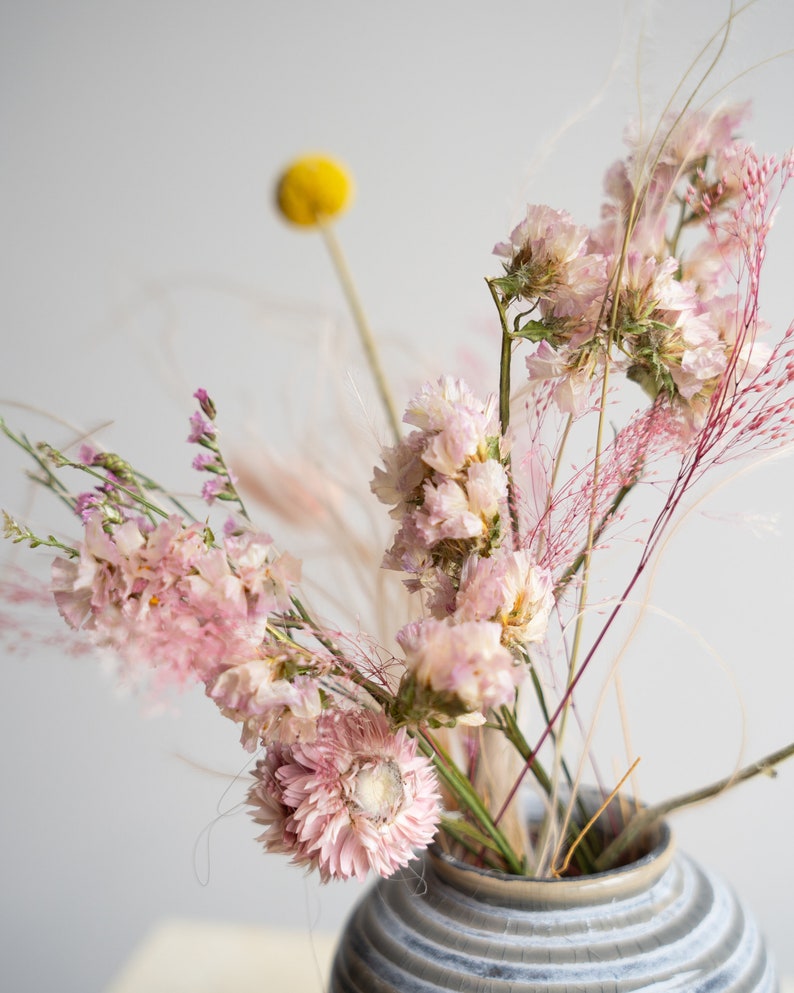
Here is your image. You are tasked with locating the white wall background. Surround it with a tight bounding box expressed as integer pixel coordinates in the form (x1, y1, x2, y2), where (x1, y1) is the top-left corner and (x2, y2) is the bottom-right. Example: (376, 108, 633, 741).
(1, 2, 793, 990)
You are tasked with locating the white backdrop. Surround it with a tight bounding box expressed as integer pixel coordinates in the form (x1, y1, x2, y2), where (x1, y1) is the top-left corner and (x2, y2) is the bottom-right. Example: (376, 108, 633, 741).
(2, 2, 793, 991)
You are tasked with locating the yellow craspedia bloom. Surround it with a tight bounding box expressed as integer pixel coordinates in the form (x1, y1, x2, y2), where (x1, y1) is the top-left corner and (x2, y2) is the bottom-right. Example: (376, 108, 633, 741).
(275, 154, 354, 227)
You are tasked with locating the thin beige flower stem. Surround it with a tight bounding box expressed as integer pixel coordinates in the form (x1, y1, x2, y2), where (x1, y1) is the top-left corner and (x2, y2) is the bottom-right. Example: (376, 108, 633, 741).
(614, 672, 642, 808)
(594, 740, 794, 872)
(0, 420, 81, 517)
(418, 730, 524, 874)
(553, 481, 635, 596)
(319, 222, 402, 445)
(549, 414, 573, 492)
(555, 339, 615, 782)
(552, 757, 640, 877)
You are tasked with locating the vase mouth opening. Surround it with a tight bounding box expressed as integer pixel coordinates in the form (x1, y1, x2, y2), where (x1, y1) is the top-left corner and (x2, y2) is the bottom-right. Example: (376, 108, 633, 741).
(427, 790, 674, 902)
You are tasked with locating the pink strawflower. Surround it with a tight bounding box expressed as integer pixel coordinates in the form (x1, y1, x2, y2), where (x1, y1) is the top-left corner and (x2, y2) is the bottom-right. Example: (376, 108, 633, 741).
(525, 340, 598, 416)
(494, 204, 589, 276)
(416, 478, 489, 545)
(396, 617, 523, 714)
(248, 709, 440, 882)
(374, 377, 510, 591)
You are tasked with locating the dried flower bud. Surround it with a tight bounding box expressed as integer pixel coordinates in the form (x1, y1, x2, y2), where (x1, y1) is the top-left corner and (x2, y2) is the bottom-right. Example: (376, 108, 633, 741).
(275, 154, 353, 227)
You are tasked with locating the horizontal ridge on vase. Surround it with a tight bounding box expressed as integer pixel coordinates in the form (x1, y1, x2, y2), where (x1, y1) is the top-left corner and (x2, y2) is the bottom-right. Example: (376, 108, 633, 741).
(329, 813, 777, 993)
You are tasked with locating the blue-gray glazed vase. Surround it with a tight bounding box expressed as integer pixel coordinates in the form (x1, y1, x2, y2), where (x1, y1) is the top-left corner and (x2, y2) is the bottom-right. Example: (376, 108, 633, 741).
(330, 818, 776, 992)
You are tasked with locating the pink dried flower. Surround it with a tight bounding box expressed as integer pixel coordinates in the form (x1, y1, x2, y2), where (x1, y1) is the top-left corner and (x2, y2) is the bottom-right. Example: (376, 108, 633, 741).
(187, 410, 215, 444)
(74, 491, 105, 522)
(192, 452, 217, 471)
(248, 709, 440, 881)
(201, 476, 229, 504)
(77, 444, 98, 465)
(50, 513, 297, 685)
(208, 659, 324, 750)
(193, 387, 217, 420)
(396, 617, 523, 714)
(454, 550, 554, 646)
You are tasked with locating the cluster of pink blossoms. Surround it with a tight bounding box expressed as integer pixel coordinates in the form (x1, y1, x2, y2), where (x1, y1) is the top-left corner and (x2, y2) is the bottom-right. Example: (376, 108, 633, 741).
(37, 390, 444, 883)
(372, 377, 554, 718)
(51, 512, 300, 685)
(494, 105, 781, 425)
(6, 101, 794, 887)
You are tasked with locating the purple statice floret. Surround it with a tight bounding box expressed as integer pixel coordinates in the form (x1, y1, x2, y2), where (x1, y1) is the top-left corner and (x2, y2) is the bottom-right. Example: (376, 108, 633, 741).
(188, 410, 215, 444)
(77, 444, 98, 465)
(193, 387, 217, 420)
(192, 452, 217, 471)
(201, 477, 227, 504)
(75, 492, 103, 522)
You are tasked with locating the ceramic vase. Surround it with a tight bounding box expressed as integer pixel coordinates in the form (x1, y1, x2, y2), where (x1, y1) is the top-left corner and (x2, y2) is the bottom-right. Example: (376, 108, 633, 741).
(330, 818, 776, 992)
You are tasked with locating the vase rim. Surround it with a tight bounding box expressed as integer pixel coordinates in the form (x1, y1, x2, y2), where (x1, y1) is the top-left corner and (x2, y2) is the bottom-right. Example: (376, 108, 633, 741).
(427, 808, 674, 906)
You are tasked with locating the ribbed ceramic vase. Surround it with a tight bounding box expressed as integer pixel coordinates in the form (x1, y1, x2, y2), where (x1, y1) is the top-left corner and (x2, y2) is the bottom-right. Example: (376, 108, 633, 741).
(330, 819, 776, 993)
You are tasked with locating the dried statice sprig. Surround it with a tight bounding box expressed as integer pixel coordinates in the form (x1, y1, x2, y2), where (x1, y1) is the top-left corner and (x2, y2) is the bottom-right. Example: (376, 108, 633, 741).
(189, 387, 250, 512)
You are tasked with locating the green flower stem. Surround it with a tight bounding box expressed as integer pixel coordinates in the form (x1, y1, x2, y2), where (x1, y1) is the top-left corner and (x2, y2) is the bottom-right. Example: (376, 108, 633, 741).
(486, 277, 520, 544)
(497, 703, 597, 875)
(319, 222, 402, 445)
(0, 420, 77, 516)
(523, 670, 597, 867)
(60, 460, 169, 522)
(2, 512, 78, 558)
(197, 436, 252, 522)
(594, 740, 794, 872)
(498, 704, 553, 795)
(419, 730, 524, 874)
(438, 816, 508, 869)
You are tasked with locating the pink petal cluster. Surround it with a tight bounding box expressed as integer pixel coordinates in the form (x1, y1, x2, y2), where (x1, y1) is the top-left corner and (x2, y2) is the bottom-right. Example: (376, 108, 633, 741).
(208, 659, 325, 750)
(498, 105, 772, 424)
(396, 618, 523, 714)
(372, 377, 509, 591)
(50, 514, 300, 684)
(454, 550, 554, 645)
(248, 709, 440, 881)
(495, 204, 607, 323)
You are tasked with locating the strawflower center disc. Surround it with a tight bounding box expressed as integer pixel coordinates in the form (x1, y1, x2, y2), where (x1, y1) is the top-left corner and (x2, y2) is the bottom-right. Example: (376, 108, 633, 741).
(352, 760, 405, 823)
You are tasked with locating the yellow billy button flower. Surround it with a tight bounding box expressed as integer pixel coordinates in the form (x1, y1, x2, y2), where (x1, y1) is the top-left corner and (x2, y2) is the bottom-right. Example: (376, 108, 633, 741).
(275, 154, 353, 227)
